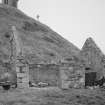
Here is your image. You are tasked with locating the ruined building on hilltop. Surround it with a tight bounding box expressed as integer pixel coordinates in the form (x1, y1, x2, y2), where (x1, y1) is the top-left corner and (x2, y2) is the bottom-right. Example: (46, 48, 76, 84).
(2, 0, 19, 8)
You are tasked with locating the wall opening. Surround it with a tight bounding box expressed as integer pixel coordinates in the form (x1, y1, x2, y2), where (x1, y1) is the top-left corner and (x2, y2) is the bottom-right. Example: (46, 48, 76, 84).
(85, 72, 96, 86)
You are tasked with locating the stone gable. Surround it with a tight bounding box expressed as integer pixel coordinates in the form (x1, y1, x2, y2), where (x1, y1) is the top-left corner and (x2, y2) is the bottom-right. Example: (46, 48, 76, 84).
(80, 37, 104, 79)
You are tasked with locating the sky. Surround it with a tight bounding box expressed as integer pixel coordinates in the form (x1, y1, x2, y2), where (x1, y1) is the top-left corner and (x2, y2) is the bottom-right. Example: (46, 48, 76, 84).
(17, 0, 105, 53)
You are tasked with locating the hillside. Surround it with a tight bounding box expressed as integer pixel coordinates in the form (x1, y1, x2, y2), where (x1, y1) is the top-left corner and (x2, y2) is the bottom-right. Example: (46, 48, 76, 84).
(0, 4, 80, 64)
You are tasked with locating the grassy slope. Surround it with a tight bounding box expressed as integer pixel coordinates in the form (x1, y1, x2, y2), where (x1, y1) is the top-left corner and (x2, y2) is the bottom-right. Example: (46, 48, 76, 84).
(0, 88, 105, 105)
(0, 4, 80, 63)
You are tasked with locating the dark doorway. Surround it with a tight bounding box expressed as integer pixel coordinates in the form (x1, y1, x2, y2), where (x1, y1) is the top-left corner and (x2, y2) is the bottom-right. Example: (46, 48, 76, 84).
(85, 67, 91, 71)
(85, 72, 96, 87)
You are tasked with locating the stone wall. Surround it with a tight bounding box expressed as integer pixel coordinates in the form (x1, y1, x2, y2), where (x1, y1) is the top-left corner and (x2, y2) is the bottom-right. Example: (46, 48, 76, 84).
(59, 63, 85, 89)
(16, 57, 29, 88)
(80, 37, 104, 80)
(29, 64, 59, 86)
(16, 65, 29, 88)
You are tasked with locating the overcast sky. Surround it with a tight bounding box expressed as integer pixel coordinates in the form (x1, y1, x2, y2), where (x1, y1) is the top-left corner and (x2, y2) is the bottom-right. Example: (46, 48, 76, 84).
(18, 0, 104, 52)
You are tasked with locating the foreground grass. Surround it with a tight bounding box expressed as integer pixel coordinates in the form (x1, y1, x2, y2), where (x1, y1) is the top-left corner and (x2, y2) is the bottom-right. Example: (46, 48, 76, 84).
(0, 87, 105, 105)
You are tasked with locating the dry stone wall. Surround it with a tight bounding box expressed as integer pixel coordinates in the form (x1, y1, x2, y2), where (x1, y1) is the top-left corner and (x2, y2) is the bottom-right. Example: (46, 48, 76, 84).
(29, 64, 59, 86)
(59, 63, 85, 89)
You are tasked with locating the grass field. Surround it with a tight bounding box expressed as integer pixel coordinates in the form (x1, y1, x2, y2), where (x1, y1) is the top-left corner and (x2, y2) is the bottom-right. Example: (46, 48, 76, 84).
(0, 87, 105, 105)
